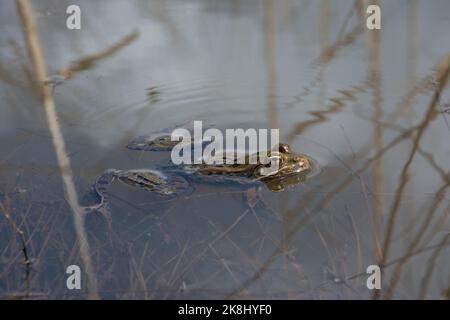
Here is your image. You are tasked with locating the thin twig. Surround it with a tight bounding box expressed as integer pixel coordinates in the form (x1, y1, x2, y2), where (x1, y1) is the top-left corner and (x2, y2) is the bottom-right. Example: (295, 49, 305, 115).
(0, 201, 32, 297)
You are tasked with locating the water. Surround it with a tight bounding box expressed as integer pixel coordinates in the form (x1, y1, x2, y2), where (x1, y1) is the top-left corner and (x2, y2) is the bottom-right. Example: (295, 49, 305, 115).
(1, 0, 450, 299)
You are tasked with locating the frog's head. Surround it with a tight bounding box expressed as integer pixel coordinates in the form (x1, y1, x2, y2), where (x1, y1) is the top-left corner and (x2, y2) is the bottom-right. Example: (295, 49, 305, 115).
(277, 143, 311, 176)
(253, 143, 312, 191)
(256, 143, 311, 177)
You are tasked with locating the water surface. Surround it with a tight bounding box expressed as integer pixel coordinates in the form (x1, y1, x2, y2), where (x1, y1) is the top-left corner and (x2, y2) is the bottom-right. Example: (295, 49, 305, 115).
(1, 0, 450, 299)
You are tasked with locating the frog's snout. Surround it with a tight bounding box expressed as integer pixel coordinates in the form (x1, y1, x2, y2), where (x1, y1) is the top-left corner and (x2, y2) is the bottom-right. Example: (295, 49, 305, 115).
(300, 157, 311, 170)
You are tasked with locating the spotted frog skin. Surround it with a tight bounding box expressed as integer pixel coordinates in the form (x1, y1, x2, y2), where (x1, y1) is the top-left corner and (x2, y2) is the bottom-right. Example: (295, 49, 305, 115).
(188, 143, 311, 192)
(85, 132, 316, 212)
(87, 169, 192, 212)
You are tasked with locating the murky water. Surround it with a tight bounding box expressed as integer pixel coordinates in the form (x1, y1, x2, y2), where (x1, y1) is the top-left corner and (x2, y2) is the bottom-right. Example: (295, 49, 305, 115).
(1, 0, 450, 299)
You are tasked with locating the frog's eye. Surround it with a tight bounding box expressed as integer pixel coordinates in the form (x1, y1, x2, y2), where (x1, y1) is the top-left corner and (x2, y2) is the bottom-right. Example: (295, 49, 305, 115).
(278, 144, 291, 153)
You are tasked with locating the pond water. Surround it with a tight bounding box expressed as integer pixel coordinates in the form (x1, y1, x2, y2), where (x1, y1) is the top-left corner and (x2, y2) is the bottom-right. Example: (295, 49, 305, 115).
(1, 0, 450, 299)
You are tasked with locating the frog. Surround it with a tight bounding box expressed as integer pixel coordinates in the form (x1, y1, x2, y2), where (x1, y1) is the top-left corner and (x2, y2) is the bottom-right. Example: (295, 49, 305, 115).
(183, 143, 312, 192)
(84, 129, 317, 214)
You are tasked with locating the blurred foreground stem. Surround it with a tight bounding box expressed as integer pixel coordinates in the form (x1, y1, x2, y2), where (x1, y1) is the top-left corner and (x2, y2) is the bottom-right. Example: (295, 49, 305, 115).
(16, 0, 98, 299)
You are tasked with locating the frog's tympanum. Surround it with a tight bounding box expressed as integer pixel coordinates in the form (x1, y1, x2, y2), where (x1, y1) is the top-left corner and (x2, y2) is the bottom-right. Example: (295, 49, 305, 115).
(86, 129, 316, 212)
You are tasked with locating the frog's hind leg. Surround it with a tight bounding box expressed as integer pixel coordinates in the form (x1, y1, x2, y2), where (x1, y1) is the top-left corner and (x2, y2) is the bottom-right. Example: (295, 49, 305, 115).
(83, 169, 119, 228)
(126, 121, 214, 152)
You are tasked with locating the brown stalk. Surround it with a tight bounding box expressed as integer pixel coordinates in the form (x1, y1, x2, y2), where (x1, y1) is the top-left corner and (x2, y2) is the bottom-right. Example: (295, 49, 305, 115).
(15, 0, 98, 298)
(265, 0, 279, 129)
